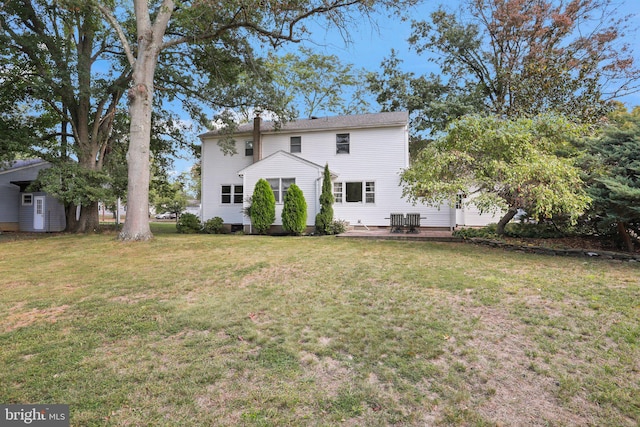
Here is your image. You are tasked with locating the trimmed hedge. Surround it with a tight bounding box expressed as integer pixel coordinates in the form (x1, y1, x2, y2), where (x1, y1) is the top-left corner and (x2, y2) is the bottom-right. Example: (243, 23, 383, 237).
(250, 179, 276, 234)
(282, 184, 307, 235)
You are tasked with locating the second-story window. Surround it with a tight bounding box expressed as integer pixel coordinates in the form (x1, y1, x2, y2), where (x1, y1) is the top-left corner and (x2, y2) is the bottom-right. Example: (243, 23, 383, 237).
(245, 141, 253, 156)
(336, 133, 350, 154)
(290, 136, 301, 153)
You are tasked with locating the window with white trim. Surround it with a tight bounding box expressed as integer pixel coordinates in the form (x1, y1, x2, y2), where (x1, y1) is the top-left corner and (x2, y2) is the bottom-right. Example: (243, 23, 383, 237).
(365, 181, 375, 203)
(245, 141, 253, 156)
(290, 136, 301, 153)
(22, 194, 33, 206)
(336, 133, 350, 154)
(221, 185, 243, 204)
(333, 182, 343, 203)
(267, 178, 295, 203)
(334, 181, 375, 204)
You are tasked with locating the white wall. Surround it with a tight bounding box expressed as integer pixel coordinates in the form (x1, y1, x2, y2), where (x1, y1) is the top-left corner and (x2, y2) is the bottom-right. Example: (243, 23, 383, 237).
(201, 139, 252, 224)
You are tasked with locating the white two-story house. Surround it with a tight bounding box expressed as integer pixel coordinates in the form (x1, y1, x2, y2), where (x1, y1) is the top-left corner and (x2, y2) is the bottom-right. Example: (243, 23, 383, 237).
(199, 111, 499, 232)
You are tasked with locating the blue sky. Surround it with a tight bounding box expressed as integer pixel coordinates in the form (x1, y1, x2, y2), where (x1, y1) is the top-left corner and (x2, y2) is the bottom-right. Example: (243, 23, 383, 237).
(173, 0, 640, 177)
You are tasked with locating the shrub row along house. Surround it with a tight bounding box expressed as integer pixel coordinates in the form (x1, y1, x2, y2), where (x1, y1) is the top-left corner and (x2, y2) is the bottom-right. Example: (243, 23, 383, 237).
(199, 111, 499, 233)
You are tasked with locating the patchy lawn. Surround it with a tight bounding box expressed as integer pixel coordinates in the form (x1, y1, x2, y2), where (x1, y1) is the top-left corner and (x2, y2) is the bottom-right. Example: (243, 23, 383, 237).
(0, 231, 638, 426)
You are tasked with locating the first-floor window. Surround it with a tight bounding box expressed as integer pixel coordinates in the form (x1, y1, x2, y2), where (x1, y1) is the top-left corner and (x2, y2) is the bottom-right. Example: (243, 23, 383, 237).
(365, 181, 375, 203)
(267, 178, 295, 203)
(334, 181, 375, 204)
(333, 182, 343, 203)
(22, 194, 33, 206)
(346, 182, 362, 202)
(221, 185, 243, 204)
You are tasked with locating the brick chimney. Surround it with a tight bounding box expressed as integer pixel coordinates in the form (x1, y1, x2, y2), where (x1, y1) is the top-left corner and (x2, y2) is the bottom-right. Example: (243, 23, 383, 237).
(252, 113, 262, 163)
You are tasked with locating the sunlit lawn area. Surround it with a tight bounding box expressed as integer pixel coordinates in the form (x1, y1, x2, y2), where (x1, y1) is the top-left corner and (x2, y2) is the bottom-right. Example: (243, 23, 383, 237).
(1, 226, 638, 426)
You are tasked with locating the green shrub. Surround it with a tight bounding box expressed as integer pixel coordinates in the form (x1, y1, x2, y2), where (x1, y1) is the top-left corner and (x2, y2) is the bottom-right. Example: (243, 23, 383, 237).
(176, 213, 201, 234)
(453, 225, 498, 239)
(315, 164, 334, 235)
(504, 222, 565, 239)
(202, 216, 225, 234)
(329, 219, 348, 235)
(250, 179, 276, 234)
(281, 184, 307, 235)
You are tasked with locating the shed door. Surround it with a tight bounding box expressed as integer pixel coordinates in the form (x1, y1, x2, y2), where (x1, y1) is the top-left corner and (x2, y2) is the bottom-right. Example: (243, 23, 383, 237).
(34, 196, 45, 230)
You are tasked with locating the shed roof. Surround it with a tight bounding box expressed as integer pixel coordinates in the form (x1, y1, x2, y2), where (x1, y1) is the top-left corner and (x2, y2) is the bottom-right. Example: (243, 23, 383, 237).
(0, 158, 48, 175)
(199, 111, 408, 139)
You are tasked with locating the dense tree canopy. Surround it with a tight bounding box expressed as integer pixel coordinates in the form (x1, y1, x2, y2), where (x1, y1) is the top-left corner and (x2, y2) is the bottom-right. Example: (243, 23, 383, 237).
(267, 47, 370, 118)
(401, 114, 592, 234)
(582, 106, 640, 251)
(369, 0, 639, 135)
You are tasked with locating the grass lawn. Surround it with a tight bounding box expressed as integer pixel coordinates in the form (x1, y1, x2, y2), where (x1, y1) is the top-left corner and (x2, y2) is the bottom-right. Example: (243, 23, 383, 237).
(0, 227, 638, 426)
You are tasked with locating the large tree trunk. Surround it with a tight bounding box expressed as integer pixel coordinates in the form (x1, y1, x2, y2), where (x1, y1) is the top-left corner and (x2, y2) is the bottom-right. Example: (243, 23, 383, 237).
(496, 207, 518, 235)
(118, 76, 154, 241)
(64, 203, 78, 232)
(76, 201, 100, 232)
(118, 6, 170, 241)
(616, 221, 634, 252)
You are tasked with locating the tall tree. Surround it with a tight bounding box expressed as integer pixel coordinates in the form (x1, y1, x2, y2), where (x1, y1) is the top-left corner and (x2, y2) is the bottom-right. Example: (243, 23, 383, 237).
(315, 163, 334, 235)
(267, 47, 370, 118)
(401, 114, 592, 235)
(97, 0, 415, 241)
(369, 0, 639, 135)
(0, 0, 129, 232)
(582, 106, 640, 251)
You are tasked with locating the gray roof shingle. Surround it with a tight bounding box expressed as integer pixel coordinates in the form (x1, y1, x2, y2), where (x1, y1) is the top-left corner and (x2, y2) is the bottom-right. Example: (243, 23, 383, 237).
(199, 111, 408, 138)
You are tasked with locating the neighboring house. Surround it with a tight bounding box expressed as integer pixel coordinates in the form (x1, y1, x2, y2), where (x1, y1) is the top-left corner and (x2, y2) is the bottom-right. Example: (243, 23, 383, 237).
(199, 112, 500, 232)
(0, 159, 66, 232)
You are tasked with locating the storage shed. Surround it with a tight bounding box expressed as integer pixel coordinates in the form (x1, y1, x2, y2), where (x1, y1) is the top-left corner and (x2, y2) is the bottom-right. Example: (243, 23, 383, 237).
(0, 159, 66, 232)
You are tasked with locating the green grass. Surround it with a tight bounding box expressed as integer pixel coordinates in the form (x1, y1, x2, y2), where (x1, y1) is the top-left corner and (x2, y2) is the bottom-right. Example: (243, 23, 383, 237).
(0, 231, 638, 426)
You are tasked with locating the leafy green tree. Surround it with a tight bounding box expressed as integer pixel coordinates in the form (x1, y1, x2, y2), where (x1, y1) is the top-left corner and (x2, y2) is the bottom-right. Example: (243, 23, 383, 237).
(154, 182, 188, 222)
(401, 114, 592, 235)
(267, 47, 370, 118)
(583, 106, 640, 251)
(315, 164, 334, 235)
(250, 179, 276, 235)
(0, 1, 126, 232)
(282, 184, 308, 235)
(176, 212, 201, 234)
(368, 0, 639, 135)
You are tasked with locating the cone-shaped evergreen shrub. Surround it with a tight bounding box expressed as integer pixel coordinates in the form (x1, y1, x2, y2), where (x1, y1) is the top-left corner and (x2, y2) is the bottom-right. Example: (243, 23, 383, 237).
(282, 184, 307, 235)
(315, 164, 334, 234)
(250, 179, 276, 234)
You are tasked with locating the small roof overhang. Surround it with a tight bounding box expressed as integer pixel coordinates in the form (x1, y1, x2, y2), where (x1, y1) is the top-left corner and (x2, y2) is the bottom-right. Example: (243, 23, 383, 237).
(10, 180, 35, 192)
(237, 150, 339, 179)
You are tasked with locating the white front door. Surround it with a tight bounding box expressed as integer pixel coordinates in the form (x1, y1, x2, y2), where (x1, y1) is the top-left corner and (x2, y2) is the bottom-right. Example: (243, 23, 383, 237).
(34, 196, 45, 230)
